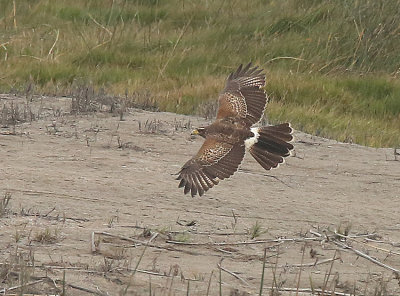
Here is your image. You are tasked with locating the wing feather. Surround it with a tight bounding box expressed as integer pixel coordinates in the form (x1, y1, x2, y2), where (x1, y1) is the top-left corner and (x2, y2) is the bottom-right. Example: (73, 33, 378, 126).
(216, 63, 268, 126)
(177, 138, 245, 197)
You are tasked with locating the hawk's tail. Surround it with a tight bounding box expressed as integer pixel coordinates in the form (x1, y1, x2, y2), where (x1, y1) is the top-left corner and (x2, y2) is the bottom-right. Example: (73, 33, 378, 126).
(247, 123, 294, 170)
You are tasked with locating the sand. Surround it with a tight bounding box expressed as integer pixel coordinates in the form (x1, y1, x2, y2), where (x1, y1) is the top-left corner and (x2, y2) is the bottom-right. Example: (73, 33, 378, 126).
(1, 94, 399, 295)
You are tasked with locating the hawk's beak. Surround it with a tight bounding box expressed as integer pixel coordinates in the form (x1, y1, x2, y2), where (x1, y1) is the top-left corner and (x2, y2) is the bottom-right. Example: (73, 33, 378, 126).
(191, 129, 199, 135)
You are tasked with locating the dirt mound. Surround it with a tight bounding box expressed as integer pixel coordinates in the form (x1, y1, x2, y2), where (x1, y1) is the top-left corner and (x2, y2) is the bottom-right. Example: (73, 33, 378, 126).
(1, 95, 399, 295)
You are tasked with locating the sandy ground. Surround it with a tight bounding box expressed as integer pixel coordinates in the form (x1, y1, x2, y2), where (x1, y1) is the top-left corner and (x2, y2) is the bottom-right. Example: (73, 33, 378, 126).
(0, 94, 399, 295)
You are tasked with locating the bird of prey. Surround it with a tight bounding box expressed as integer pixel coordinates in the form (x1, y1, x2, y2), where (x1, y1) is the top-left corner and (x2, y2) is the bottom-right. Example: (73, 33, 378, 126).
(177, 63, 294, 197)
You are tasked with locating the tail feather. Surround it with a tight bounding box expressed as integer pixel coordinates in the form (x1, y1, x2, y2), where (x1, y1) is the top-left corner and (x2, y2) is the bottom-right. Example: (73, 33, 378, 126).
(248, 123, 294, 170)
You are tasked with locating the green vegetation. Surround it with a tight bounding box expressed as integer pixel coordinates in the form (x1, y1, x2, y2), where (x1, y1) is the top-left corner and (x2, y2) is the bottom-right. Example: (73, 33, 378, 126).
(1, 0, 399, 147)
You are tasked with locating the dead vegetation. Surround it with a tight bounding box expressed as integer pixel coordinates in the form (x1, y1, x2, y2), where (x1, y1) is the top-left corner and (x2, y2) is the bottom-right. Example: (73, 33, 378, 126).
(1, 82, 158, 128)
(0, 99, 36, 133)
(1, 212, 399, 294)
(32, 227, 60, 244)
(69, 83, 158, 116)
(0, 192, 11, 218)
(2, 213, 398, 295)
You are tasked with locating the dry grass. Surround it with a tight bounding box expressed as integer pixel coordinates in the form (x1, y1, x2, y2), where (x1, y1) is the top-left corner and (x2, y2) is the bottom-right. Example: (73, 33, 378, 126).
(32, 227, 60, 244)
(0, 192, 11, 218)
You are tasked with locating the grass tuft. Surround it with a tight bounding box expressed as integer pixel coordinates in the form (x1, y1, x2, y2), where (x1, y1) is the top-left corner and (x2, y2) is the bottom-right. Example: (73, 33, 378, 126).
(33, 227, 59, 244)
(0, 192, 11, 218)
(248, 221, 266, 239)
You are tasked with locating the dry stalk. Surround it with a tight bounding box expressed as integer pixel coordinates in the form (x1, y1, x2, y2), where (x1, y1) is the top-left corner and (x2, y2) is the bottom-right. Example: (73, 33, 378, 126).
(295, 244, 306, 296)
(0, 279, 44, 294)
(259, 248, 267, 296)
(271, 244, 280, 294)
(47, 29, 59, 59)
(217, 262, 249, 286)
(285, 257, 340, 268)
(206, 270, 213, 296)
(4, 271, 105, 295)
(321, 249, 337, 296)
(13, 0, 17, 29)
(91, 231, 97, 253)
(38, 263, 181, 279)
(166, 236, 321, 246)
(88, 13, 112, 36)
(333, 240, 400, 273)
(265, 287, 355, 296)
(334, 231, 400, 256)
(96, 231, 210, 256)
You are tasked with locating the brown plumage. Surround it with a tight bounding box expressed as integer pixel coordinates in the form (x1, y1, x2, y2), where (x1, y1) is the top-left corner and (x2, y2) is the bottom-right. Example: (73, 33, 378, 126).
(177, 63, 294, 197)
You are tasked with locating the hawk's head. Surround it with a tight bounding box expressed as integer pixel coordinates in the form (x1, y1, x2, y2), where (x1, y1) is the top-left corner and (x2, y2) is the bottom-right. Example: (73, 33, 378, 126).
(191, 127, 206, 138)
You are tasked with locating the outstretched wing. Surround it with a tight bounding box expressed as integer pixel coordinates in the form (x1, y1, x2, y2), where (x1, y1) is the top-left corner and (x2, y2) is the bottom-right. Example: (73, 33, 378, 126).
(217, 63, 267, 127)
(177, 138, 245, 197)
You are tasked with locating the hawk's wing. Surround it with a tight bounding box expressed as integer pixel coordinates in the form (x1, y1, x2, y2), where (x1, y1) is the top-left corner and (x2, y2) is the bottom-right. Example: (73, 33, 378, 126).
(216, 63, 267, 127)
(177, 138, 245, 197)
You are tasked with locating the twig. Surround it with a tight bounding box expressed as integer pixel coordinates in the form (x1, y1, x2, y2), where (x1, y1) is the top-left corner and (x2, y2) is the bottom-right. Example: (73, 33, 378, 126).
(61, 281, 106, 295)
(192, 231, 248, 236)
(218, 259, 223, 296)
(296, 244, 306, 296)
(43, 207, 56, 217)
(217, 262, 249, 286)
(215, 247, 235, 254)
(95, 231, 209, 256)
(95, 231, 151, 246)
(309, 229, 322, 237)
(271, 244, 280, 293)
(321, 249, 336, 296)
(2, 271, 105, 296)
(13, 0, 17, 29)
(206, 270, 213, 296)
(266, 56, 306, 64)
(91, 231, 97, 253)
(16, 210, 88, 222)
(38, 263, 178, 278)
(0, 131, 17, 136)
(134, 268, 172, 278)
(334, 241, 400, 273)
(20, 54, 44, 61)
(148, 232, 158, 243)
(88, 14, 112, 36)
(0, 279, 44, 293)
(265, 287, 354, 296)
(122, 242, 149, 295)
(334, 231, 400, 256)
(287, 257, 339, 268)
(0, 41, 10, 48)
(365, 237, 400, 247)
(259, 248, 267, 296)
(184, 208, 321, 224)
(47, 29, 60, 58)
(166, 237, 321, 246)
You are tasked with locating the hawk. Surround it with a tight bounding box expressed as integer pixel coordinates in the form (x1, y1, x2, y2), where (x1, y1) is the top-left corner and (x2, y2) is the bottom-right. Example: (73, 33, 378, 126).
(177, 63, 294, 197)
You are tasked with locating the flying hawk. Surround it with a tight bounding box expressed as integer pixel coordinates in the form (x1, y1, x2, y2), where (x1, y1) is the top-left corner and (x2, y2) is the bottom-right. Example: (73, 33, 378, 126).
(177, 63, 294, 197)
